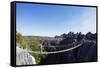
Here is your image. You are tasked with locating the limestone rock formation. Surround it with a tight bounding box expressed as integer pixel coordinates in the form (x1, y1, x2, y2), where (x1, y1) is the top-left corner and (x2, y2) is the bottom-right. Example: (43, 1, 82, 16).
(16, 45, 36, 65)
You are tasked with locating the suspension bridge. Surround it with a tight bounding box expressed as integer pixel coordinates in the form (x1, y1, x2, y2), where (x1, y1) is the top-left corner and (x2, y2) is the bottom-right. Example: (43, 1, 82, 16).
(26, 41, 84, 54)
(25, 39, 96, 54)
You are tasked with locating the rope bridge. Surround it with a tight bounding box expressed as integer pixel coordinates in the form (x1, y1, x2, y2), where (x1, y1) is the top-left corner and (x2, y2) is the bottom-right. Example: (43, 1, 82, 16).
(26, 41, 83, 54)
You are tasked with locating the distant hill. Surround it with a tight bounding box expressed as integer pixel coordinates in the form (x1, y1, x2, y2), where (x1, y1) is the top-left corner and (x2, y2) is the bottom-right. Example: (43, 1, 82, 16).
(24, 36, 62, 41)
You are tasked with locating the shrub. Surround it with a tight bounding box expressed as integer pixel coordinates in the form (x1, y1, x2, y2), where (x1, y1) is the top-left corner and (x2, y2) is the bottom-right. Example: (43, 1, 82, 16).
(16, 32, 26, 49)
(28, 38, 47, 64)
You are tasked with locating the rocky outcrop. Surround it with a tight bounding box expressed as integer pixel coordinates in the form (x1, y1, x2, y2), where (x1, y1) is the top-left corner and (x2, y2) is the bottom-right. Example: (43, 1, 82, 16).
(40, 40, 97, 64)
(76, 41, 97, 61)
(16, 45, 36, 65)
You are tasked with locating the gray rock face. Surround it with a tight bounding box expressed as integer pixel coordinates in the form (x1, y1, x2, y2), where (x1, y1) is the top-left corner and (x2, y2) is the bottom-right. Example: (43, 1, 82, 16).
(16, 46, 36, 65)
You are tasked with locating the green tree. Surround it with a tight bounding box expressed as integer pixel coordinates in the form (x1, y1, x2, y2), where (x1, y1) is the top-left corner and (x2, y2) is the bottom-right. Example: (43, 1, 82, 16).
(16, 32, 26, 49)
(28, 38, 46, 64)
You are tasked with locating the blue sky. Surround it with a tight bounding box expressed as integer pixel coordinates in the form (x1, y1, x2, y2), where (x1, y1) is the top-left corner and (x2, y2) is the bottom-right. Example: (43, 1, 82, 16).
(16, 3, 96, 37)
